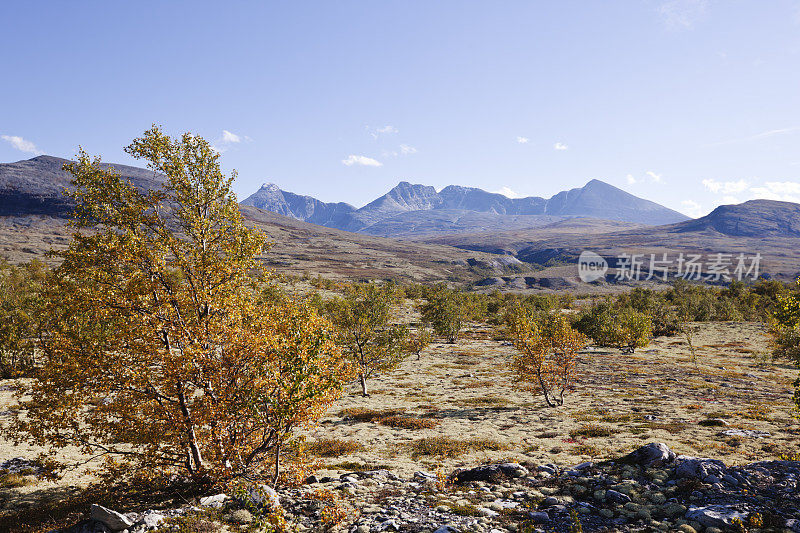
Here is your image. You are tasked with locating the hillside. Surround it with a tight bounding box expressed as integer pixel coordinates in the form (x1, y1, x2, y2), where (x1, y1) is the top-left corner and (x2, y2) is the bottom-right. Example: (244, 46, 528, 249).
(667, 199, 800, 237)
(0, 156, 523, 283)
(0, 155, 164, 217)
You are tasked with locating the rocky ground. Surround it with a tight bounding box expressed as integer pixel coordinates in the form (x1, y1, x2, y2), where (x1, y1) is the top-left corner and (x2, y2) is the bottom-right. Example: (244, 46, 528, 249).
(56, 443, 800, 533)
(2, 321, 798, 532)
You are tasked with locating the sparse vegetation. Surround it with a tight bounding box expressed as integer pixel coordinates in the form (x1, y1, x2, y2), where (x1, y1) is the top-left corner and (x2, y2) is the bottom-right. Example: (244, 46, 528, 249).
(326, 283, 409, 396)
(508, 305, 588, 407)
(4, 128, 349, 485)
(307, 438, 365, 457)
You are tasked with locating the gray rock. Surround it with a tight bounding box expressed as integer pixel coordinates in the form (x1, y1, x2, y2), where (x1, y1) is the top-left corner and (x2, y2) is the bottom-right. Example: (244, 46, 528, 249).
(675, 456, 726, 480)
(198, 493, 228, 508)
(247, 484, 281, 509)
(90, 505, 134, 531)
(453, 463, 529, 483)
(379, 520, 400, 531)
(139, 512, 165, 529)
(722, 474, 739, 486)
(720, 429, 770, 438)
(605, 489, 631, 504)
(619, 442, 676, 467)
(413, 470, 437, 482)
(685, 505, 748, 528)
(528, 511, 549, 523)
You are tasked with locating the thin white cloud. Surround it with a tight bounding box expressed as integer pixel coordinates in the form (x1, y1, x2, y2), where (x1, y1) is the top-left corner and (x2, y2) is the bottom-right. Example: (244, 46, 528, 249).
(706, 127, 799, 147)
(702, 178, 749, 194)
(369, 125, 398, 139)
(680, 199, 704, 218)
(211, 129, 251, 153)
(703, 178, 800, 204)
(646, 170, 663, 183)
(749, 181, 800, 203)
(658, 0, 707, 30)
(399, 144, 417, 155)
(516, 136, 530, 144)
(221, 130, 241, 144)
(554, 142, 568, 151)
(342, 154, 382, 167)
(626, 174, 637, 185)
(492, 187, 523, 199)
(1, 134, 43, 155)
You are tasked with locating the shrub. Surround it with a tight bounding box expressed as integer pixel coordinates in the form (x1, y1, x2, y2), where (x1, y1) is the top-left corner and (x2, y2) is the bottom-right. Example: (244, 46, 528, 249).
(508, 305, 588, 407)
(307, 439, 365, 457)
(5, 128, 349, 485)
(325, 283, 409, 396)
(573, 302, 652, 353)
(419, 286, 467, 342)
(0, 259, 47, 377)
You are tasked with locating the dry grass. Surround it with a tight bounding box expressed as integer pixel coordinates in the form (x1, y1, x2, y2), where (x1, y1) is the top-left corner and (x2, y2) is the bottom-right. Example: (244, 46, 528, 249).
(378, 416, 438, 429)
(308, 438, 365, 457)
(570, 424, 614, 438)
(407, 436, 509, 458)
(338, 408, 401, 422)
(0, 472, 33, 488)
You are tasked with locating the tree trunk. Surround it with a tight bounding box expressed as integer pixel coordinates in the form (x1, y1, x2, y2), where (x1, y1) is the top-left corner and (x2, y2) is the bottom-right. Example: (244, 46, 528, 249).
(178, 389, 204, 475)
(360, 373, 368, 396)
(273, 441, 281, 485)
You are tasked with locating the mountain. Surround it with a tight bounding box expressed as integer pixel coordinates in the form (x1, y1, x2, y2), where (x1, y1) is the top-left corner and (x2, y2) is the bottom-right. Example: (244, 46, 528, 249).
(240, 183, 356, 228)
(667, 200, 800, 237)
(0, 156, 520, 283)
(241, 179, 690, 236)
(0, 155, 164, 217)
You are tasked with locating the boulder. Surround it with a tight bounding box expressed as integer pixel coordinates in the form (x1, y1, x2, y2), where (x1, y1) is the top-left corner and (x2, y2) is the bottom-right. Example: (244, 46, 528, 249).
(90, 505, 134, 531)
(452, 463, 529, 484)
(685, 505, 748, 528)
(618, 442, 676, 467)
(198, 493, 228, 508)
(247, 484, 281, 509)
(675, 456, 726, 480)
(605, 489, 631, 504)
(139, 512, 165, 529)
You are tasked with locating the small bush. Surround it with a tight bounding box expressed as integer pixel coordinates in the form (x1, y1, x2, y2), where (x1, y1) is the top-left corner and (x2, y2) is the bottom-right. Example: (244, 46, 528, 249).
(307, 439, 365, 457)
(408, 437, 508, 458)
(569, 424, 613, 438)
(378, 416, 438, 429)
(339, 408, 401, 422)
(0, 471, 33, 488)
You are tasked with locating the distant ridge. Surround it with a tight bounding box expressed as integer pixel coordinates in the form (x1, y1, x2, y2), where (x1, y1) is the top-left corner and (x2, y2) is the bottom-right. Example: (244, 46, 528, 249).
(241, 182, 356, 228)
(242, 178, 691, 235)
(668, 199, 800, 237)
(0, 155, 164, 217)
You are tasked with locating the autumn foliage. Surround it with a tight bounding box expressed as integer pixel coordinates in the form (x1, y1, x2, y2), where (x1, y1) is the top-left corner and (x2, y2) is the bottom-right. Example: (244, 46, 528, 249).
(325, 283, 408, 396)
(5, 127, 348, 484)
(507, 305, 588, 407)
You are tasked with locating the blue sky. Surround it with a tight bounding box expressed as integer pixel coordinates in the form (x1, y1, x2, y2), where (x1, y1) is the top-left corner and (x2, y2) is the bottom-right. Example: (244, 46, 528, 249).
(1, 1, 799, 217)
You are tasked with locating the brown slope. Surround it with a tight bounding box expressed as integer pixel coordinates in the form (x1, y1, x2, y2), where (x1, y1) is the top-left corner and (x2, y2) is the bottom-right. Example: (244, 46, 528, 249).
(422, 210, 800, 282)
(0, 206, 524, 284)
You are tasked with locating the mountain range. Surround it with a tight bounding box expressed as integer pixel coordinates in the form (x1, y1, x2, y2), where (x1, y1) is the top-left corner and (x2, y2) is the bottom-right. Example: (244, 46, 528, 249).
(3, 154, 800, 285)
(241, 179, 690, 236)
